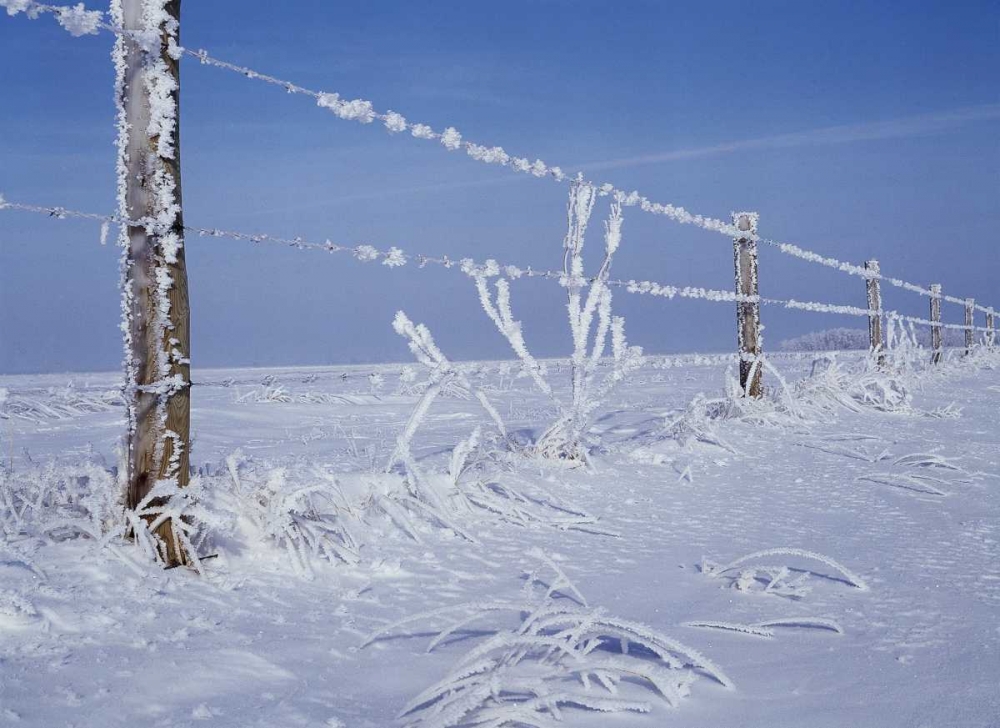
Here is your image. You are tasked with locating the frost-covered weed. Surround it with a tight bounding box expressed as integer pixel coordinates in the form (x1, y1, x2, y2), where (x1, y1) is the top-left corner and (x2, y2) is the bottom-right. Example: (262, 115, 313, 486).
(234, 386, 388, 406)
(214, 439, 611, 578)
(0, 456, 180, 575)
(220, 452, 363, 576)
(0, 387, 124, 423)
(856, 451, 973, 498)
(364, 554, 731, 727)
(661, 352, 916, 437)
(682, 617, 843, 638)
(0, 457, 119, 540)
(469, 182, 643, 465)
(700, 548, 869, 596)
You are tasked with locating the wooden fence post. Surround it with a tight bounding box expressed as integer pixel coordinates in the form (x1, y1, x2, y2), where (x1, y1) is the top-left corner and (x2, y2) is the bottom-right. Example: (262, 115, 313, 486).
(864, 260, 884, 364)
(733, 212, 762, 397)
(965, 298, 975, 356)
(987, 309, 996, 349)
(119, 0, 191, 567)
(929, 284, 942, 364)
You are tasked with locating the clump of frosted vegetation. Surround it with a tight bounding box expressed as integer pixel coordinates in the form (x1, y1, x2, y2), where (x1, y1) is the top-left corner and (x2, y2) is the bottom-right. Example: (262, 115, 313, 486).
(0, 454, 222, 575)
(209, 427, 613, 577)
(363, 552, 732, 727)
(0, 458, 119, 542)
(0, 386, 124, 423)
(700, 547, 869, 597)
(463, 180, 643, 465)
(647, 323, 964, 456)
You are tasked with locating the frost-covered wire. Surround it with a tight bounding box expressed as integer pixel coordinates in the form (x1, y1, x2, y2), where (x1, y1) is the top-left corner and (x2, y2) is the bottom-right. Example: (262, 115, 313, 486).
(4, 194, 994, 332)
(1, 0, 102, 36)
(4, 0, 995, 318)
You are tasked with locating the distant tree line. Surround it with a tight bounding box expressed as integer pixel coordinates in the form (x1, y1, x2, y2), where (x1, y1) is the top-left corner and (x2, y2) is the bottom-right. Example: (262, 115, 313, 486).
(779, 326, 967, 352)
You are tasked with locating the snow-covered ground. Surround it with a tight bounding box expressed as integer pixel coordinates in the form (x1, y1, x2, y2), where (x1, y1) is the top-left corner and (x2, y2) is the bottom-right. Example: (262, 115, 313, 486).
(1, 350, 998, 727)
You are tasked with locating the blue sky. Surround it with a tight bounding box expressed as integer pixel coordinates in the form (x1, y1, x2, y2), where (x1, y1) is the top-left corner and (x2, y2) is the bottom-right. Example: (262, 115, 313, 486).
(1, 0, 998, 373)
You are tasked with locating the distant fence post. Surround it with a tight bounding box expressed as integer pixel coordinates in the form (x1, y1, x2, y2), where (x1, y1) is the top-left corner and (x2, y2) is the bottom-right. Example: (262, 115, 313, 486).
(987, 309, 996, 349)
(733, 212, 762, 397)
(965, 298, 975, 355)
(864, 259, 884, 365)
(930, 284, 942, 364)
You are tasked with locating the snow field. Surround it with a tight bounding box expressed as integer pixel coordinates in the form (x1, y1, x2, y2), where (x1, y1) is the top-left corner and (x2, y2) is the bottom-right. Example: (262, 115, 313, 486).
(1, 348, 998, 726)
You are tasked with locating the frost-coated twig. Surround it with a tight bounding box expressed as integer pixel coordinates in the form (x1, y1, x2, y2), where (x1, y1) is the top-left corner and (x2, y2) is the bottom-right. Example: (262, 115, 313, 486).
(4, 0, 995, 317)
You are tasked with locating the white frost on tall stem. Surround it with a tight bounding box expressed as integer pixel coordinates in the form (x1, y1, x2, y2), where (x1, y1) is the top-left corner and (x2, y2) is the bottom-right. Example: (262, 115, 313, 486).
(389, 312, 508, 473)
(472, 181, 643, 464)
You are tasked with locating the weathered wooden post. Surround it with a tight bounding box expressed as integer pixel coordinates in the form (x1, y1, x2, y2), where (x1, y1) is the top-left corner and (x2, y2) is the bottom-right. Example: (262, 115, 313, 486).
(733, 212, 762, 397)
(929, 284, 943, 364)
(987, 309, 996, 349)
(864, 260, 884, 365)
(965, 298, 975, 356)
(117, 0, 191, 567)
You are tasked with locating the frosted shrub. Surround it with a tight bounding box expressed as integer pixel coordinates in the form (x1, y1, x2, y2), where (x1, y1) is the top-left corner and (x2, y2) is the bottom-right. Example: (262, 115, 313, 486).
(222, 452, 361, 577)
(0, 386, 124, 424)
(792, 355, 912, 415)
(0, 458, 119, 540)
(0, 456, 199, 575)
(123, 474, 224, 573)
(390, 314, 614, 535)
(469, 181, 643, 465)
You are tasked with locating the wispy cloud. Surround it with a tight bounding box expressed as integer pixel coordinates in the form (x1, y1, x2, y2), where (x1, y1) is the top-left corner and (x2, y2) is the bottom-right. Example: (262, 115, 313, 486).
(579, 103, 1000, 172)
(241, 103, 1000, 215)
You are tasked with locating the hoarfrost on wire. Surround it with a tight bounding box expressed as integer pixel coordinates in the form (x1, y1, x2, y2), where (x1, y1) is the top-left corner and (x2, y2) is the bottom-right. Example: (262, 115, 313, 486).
(3, 0, 996, 316)
(56, 2, 101, 35)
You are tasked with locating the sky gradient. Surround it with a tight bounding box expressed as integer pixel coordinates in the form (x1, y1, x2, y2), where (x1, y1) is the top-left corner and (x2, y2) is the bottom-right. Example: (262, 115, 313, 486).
(1, 0, 998, 373)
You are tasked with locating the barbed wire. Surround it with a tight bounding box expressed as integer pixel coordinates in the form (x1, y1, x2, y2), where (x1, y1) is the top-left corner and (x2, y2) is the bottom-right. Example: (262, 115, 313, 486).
(3, 0, 994, 317)
(3, 193, 995, 335)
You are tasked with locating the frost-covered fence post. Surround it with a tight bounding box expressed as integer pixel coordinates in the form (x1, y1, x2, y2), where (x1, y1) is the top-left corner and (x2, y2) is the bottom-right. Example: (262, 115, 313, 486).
(929, 284, 942, 364)
(864, 259, 884, 365)
(987, 309, 996, 349)
(964, 298, 975, 356)
(733, 212, 762, 397)
(116, 0, 192, 566)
